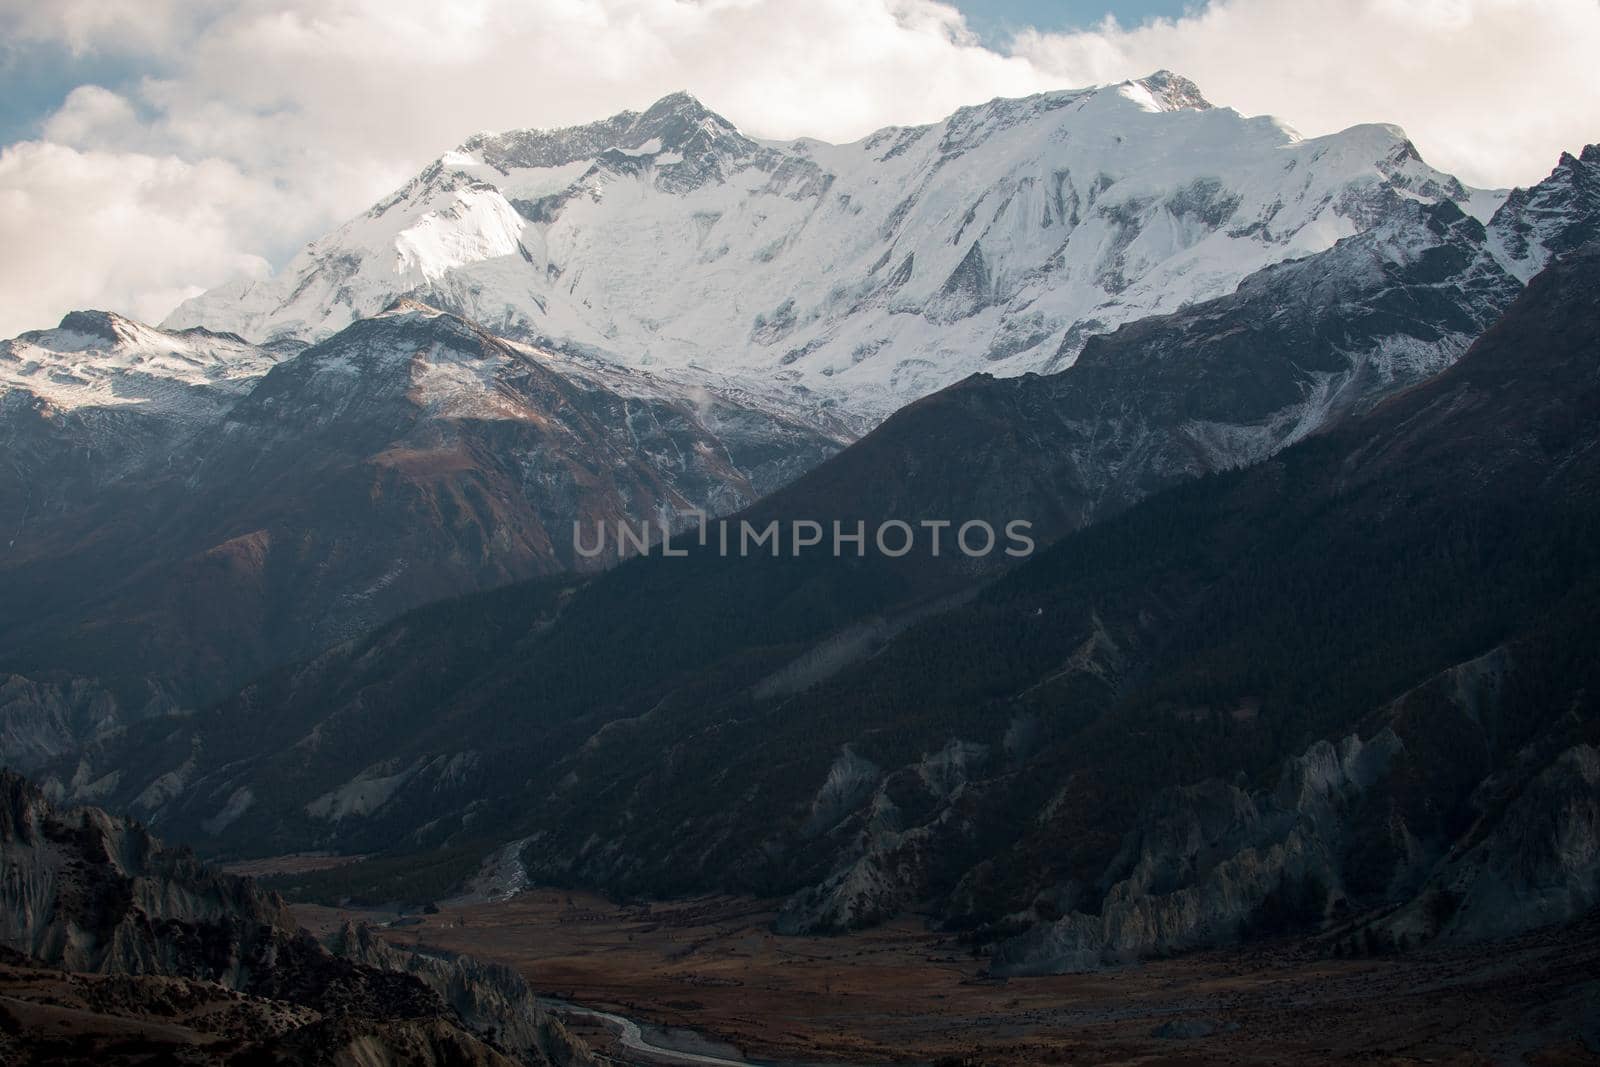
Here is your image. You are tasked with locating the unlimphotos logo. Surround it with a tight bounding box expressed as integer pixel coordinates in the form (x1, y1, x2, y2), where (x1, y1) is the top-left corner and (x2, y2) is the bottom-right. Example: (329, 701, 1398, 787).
(575, 513, 1034, 559)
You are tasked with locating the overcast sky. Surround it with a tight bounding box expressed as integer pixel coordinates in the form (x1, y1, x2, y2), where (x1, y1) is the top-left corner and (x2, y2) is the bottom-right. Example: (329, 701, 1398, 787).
(1, 0, 1596, 337)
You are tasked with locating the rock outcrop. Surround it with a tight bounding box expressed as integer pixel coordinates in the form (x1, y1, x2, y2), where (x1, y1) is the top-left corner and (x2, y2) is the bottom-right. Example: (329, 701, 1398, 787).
(0, 770, 592, 1064)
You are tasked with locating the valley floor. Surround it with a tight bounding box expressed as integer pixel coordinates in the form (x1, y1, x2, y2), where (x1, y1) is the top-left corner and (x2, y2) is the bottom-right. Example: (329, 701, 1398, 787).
(293, 890, 1600, 1066)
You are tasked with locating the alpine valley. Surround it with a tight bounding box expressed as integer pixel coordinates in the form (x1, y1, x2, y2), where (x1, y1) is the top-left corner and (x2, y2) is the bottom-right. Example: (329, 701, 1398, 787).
(3, 72, 1600, 1064)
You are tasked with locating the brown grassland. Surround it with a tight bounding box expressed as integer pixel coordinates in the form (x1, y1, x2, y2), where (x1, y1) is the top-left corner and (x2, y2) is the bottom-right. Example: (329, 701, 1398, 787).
(294, 889, 1600, 1065)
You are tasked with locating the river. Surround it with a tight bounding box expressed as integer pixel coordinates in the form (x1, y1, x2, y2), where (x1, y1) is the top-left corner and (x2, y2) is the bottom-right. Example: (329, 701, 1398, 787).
(536, 997, 757, 1066)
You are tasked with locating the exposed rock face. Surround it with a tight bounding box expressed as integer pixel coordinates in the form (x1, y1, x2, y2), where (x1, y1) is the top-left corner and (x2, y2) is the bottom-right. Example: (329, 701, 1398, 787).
(0, 674, 167, 774)
(0, 768, 299, 978)
(991, 729, 1413, 973)
(1489, 144, 1600, 280)
(777, 739, 993, 933)
(0, 770, 592, 1064)
(994, 669, 1600, 974)
(329, 921, 595, 1066)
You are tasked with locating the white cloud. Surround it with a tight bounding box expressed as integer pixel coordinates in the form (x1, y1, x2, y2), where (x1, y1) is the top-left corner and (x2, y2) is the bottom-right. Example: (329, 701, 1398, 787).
(40, 85, 144, 149)
(0, 141, 274, 335)
(1012, 0, 1600, 191)
(1, 0, 1596, 336)
(0, 0, 196, 56)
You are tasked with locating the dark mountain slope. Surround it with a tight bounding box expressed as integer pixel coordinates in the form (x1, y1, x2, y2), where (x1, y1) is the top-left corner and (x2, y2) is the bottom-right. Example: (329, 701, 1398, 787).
(518, 240, 1600, 947)
(818, 243, 1600, 946)
(50, 242, 1600, 976)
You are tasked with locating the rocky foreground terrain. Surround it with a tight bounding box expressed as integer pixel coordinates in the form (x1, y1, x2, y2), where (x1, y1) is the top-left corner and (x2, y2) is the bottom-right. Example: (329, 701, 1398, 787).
(0, 770, 594, 1065)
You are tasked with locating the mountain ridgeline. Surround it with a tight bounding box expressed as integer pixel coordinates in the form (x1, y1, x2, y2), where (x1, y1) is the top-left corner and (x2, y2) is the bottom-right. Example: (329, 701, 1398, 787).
(165, 75, 1506, 421)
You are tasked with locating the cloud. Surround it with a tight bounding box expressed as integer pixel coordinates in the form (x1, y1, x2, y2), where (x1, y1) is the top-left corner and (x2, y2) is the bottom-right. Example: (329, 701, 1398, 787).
(0, 140, 275, 335)
(1, 0, 1596, 336)
(0, 0, 197, 57)
(40, 85, 143, 148)
(1012, 0, 1600, 191)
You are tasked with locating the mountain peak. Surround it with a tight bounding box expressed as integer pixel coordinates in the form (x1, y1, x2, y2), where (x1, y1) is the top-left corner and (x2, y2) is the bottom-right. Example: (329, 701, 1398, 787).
(452, 90, 739, 172)
(1557, 143, 1600, 170)
(55, 309, 140, 345)
(1125, 70, 1212, 112)
(642, 89, 709, 115)
(364, 298, 503, 351)
(632, 88, 741, 146)
(379, 296, 448, 319)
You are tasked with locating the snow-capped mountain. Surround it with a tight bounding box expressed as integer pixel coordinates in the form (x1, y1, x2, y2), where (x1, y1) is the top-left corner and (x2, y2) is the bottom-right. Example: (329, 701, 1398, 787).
(1488, 143, 1600, 281)
(0, 311, 287, 538)
(0, 310, 281, 419)
(166, 73, 1505, 421)
(676, 143, 1598, 557)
